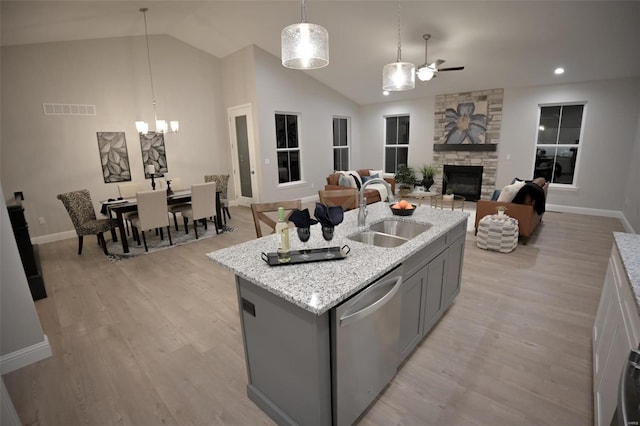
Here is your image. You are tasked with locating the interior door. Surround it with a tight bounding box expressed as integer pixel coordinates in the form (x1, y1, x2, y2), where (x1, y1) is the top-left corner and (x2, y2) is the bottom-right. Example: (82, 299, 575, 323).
(228, 104, 258, 207)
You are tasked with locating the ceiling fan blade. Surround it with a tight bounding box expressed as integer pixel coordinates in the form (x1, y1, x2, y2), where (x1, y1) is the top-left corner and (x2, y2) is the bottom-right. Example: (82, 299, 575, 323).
(438, 66, 465, 72)
(429, 59, 445, 69)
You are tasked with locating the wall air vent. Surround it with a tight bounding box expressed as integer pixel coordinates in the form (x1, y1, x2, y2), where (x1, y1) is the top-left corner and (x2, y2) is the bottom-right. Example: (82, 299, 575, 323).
(42, 103, 96, 116)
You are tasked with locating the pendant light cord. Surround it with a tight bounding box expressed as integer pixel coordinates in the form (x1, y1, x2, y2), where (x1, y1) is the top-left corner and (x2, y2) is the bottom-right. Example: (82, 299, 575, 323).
(300, 0, 307, 23)
(141, 8, 158, 122)
(396, 0, 402, 62)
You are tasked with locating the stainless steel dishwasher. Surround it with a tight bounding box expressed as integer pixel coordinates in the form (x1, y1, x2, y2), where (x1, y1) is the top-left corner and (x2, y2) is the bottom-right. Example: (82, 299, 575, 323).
(332, 265, 403, 426)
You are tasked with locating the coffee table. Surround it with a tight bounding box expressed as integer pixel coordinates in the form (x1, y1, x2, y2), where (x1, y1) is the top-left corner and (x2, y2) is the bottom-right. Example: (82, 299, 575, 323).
(431, 194, 465, 211)
(406, 190, 437, 207)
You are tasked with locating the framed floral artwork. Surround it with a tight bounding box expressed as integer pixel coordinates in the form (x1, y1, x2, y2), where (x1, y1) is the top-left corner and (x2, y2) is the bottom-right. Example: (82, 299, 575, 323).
(140, 132, 168, 178)
(97, 132, 131, 183)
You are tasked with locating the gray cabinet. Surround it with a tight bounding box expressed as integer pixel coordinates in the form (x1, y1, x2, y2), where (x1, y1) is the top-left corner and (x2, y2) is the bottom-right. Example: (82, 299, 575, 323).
(399, 224, 466, 364)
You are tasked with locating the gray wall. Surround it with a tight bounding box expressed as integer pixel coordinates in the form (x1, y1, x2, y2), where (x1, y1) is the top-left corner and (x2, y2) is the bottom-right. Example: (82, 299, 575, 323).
(0, 185, 46, 357)
(622, 109, 640, 232)
(252, 46, 361, 203)
(1, 35, 226, 238)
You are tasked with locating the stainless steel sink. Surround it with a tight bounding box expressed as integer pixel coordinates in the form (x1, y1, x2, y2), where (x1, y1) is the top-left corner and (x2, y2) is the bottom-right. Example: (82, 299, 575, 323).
(348, 231, 408, 248)
(348, 219, 431, 248)
(368, 219, 431, 239)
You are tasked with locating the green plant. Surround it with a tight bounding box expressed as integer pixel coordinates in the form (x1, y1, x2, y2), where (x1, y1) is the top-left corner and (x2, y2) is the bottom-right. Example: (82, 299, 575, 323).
(496, 205, 507, 212)
(394, 164, 417, 188)
(446, 188, 453, 195)
(418, 164, 437, 179)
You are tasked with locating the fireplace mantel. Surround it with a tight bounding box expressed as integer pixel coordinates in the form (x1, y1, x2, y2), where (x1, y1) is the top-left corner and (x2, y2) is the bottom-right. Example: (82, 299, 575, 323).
(434, 144, 497, 152)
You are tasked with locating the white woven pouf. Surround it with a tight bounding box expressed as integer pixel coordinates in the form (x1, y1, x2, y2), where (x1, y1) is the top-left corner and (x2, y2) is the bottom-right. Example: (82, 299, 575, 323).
(476, 215, 519, 253)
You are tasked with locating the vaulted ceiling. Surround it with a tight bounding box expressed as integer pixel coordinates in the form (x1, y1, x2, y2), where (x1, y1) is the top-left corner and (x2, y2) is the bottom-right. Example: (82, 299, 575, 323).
(2, 1, 640, 105)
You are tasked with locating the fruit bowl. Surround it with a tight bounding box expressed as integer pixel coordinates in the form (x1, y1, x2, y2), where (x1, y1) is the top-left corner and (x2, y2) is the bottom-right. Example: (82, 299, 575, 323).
(390, 202, 416, 216)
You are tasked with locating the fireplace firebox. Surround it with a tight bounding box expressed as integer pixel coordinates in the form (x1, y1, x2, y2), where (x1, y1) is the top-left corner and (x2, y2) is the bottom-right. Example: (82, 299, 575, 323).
(442, 165, 483, 201)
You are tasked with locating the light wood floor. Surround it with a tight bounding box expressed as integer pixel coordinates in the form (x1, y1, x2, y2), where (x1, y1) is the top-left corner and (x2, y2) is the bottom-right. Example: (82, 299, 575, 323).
(4, 205, 625, 425)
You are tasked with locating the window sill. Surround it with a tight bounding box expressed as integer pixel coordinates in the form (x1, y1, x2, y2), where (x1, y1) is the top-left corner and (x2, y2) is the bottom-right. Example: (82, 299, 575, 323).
(277, 181, 307, 190)
(549, 183, 579, 192)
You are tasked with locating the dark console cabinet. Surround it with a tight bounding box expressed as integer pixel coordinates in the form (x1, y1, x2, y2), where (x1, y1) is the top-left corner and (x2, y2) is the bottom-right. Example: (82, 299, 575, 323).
(7, 201, 47, 300)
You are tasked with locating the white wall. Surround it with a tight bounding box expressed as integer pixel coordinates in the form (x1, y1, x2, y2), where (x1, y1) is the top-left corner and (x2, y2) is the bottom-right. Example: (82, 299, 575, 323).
(360, 97, 436, 172)
(252, 46, 361, 203)
(500, 78, 640, 210)
(1, 35, 226, 238)
(622, 109, 640, 232)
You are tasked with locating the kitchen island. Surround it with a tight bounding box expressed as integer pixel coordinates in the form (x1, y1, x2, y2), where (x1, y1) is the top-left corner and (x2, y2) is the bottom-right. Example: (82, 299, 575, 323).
(207, 202, 468, 425)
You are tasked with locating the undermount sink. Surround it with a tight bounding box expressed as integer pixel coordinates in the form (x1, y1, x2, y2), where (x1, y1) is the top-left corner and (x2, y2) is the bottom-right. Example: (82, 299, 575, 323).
(348, 219, 431, 248)
(368, 219, 431, 240)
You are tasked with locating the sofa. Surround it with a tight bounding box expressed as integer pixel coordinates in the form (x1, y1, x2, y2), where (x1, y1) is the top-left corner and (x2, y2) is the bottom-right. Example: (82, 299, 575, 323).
(474, 178, 549, 243)
(325, 169, 395, 210)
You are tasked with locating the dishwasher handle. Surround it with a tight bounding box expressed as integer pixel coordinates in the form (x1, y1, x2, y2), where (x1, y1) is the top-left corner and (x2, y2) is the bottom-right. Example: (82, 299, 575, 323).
(339, 275, 403, 327)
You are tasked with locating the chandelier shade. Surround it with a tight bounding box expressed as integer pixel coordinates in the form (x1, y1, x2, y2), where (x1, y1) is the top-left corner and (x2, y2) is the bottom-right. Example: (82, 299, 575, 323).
(281, 0, 329, 70)
(136, 8, 178, 135)
(383, 62, 415, 91)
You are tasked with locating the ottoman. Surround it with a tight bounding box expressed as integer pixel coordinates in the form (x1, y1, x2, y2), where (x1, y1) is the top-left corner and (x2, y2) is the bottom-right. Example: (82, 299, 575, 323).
(476, 214, 519, 253)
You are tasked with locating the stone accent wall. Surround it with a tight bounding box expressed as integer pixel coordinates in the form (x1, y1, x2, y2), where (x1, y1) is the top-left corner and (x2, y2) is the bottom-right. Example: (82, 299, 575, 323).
(432, 88, 503, 200)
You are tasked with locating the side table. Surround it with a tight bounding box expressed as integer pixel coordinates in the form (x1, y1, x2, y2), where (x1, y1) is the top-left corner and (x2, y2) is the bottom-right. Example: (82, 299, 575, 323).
(476, 214, 519, 253)
(406, 191, 437, 207)
(431, 194, 465, 211)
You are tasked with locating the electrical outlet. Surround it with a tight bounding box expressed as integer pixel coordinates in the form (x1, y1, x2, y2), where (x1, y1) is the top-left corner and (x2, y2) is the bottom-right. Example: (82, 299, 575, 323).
(38, 217, 45, 224)
(506, 154, 511, 160)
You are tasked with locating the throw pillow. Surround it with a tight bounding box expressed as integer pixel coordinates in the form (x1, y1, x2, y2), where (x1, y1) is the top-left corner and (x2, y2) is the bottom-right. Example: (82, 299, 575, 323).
(338, 175, 354, 188)
(361, 173, 380, 184)
(346, 170, 363, 188)
(497, 181, 526, 203)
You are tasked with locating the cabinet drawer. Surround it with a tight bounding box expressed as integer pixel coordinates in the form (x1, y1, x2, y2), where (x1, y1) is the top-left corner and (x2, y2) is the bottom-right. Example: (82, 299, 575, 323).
(403, 234, 446, 279)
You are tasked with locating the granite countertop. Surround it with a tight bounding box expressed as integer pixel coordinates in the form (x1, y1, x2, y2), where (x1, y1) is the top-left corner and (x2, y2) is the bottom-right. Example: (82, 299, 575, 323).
(614, 232, 640, 309)
(207, 202, 469, 315)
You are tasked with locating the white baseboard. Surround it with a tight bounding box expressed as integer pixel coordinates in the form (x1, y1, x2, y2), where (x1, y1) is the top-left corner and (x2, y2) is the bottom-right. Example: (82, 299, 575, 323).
(31, 230, 75, 245)
(1, 335, 52, 375)
(546, 204, 636, 234)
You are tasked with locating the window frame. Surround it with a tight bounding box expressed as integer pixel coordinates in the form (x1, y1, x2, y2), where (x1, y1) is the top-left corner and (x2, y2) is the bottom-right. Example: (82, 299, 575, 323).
(332, 116, 350, 171)
(383, 114, 410, 174)
(534, 102, 586, 188)
(275, 112, 302, 186)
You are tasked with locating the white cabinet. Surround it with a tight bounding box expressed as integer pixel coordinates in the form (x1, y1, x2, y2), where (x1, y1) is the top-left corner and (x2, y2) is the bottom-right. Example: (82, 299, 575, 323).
(593, 245, 640, 425)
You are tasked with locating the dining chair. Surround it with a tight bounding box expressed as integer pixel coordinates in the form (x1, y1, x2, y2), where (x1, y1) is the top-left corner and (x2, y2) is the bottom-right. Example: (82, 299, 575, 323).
(174, 182, 217, 239)
(166, 177, 190, 230)
(204, 174, 231, 224)
(130, 190, 173, 252)
(250, 199, 302, 238)
(117, 182, 146, 235)
(318, 189, 358, 211)
(57, 189, 118, 255)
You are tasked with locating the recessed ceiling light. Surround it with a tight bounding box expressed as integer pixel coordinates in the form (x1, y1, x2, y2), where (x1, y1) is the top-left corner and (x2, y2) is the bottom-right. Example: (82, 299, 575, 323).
(383, 90, 390, 96)
(554, 67, 565, 75)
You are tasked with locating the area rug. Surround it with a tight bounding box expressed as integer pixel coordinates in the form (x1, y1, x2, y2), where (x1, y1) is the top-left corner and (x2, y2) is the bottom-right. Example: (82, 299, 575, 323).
(105, 222, 234, 262)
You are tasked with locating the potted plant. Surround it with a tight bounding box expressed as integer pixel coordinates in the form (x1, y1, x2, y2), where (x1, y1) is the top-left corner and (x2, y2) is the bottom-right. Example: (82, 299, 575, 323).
(394, 164, 417, 197)
(443, 188, 454, 200)
(418, 164, 437, 191)
(496, 205, 507, 216)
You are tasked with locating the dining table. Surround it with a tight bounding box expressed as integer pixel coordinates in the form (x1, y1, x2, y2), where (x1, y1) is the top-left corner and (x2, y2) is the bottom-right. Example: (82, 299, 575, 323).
(104, 189, 223, 254)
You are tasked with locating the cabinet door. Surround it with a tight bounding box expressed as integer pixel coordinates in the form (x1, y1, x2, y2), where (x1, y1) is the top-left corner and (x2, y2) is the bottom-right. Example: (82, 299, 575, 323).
(442, 235, 465, 308)
(422, 251, 446, 334)
(399, 272, 424, 362)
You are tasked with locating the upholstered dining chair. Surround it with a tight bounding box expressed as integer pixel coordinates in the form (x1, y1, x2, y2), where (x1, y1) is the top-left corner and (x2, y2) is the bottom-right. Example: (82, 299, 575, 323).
(130, 190, 173, 252)
(318, 189, 359, 211)
(173, 182, 217, 239)
(57, 189, 118, 255)
(204, 174, 231, 224)
(117, 182, 146, 235)
(250, 199, 302, 238)
(166, 177, 191, 230)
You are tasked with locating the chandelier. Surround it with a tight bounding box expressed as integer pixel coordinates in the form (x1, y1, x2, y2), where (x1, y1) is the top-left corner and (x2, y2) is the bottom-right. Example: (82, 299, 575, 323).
(135, 8, 179, 135)
(281, 0, 329, 69)
(382, 0, 415, 91)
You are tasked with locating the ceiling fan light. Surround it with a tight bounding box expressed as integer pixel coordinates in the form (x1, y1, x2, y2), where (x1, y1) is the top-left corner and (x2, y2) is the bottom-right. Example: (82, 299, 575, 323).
(417, 67, 435, 81)
(382, 62, 415, 91)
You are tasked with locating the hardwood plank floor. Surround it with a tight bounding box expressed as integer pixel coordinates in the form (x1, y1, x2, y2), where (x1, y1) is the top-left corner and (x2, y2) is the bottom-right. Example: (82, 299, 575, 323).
(4, 206, 625, 425)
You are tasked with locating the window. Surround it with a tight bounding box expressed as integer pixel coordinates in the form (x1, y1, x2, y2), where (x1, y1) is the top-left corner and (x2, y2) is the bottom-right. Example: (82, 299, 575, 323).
(333, 117, 349, 171)
(384, 115, 410, 174)
(275, 113, 301, 184)
(535, 104, 584, 185)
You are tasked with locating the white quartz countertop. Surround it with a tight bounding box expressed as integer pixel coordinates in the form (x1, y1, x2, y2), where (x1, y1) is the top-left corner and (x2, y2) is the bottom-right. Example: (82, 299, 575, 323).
(614, 232, 640, 310)
(207, 202, 468, 315)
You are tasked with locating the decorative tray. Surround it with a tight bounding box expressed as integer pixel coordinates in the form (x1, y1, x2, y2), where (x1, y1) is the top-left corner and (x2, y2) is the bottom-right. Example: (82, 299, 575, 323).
(261, 245, 351, 266)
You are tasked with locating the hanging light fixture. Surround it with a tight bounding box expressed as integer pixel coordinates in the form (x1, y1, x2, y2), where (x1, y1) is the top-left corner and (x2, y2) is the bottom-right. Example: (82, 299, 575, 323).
(135, 8, 179, 135)
(382, 0, 415, 91)
(281, 0, 329, 69)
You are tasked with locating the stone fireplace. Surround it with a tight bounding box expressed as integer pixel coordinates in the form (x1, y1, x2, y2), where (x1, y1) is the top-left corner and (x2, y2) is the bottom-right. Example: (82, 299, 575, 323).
(431, 88, 503, 200)
(442, 165, 483, 201)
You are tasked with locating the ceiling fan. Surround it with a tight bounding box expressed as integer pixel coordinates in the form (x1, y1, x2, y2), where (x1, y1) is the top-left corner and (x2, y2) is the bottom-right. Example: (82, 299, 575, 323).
(416, 34, 465, 82)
